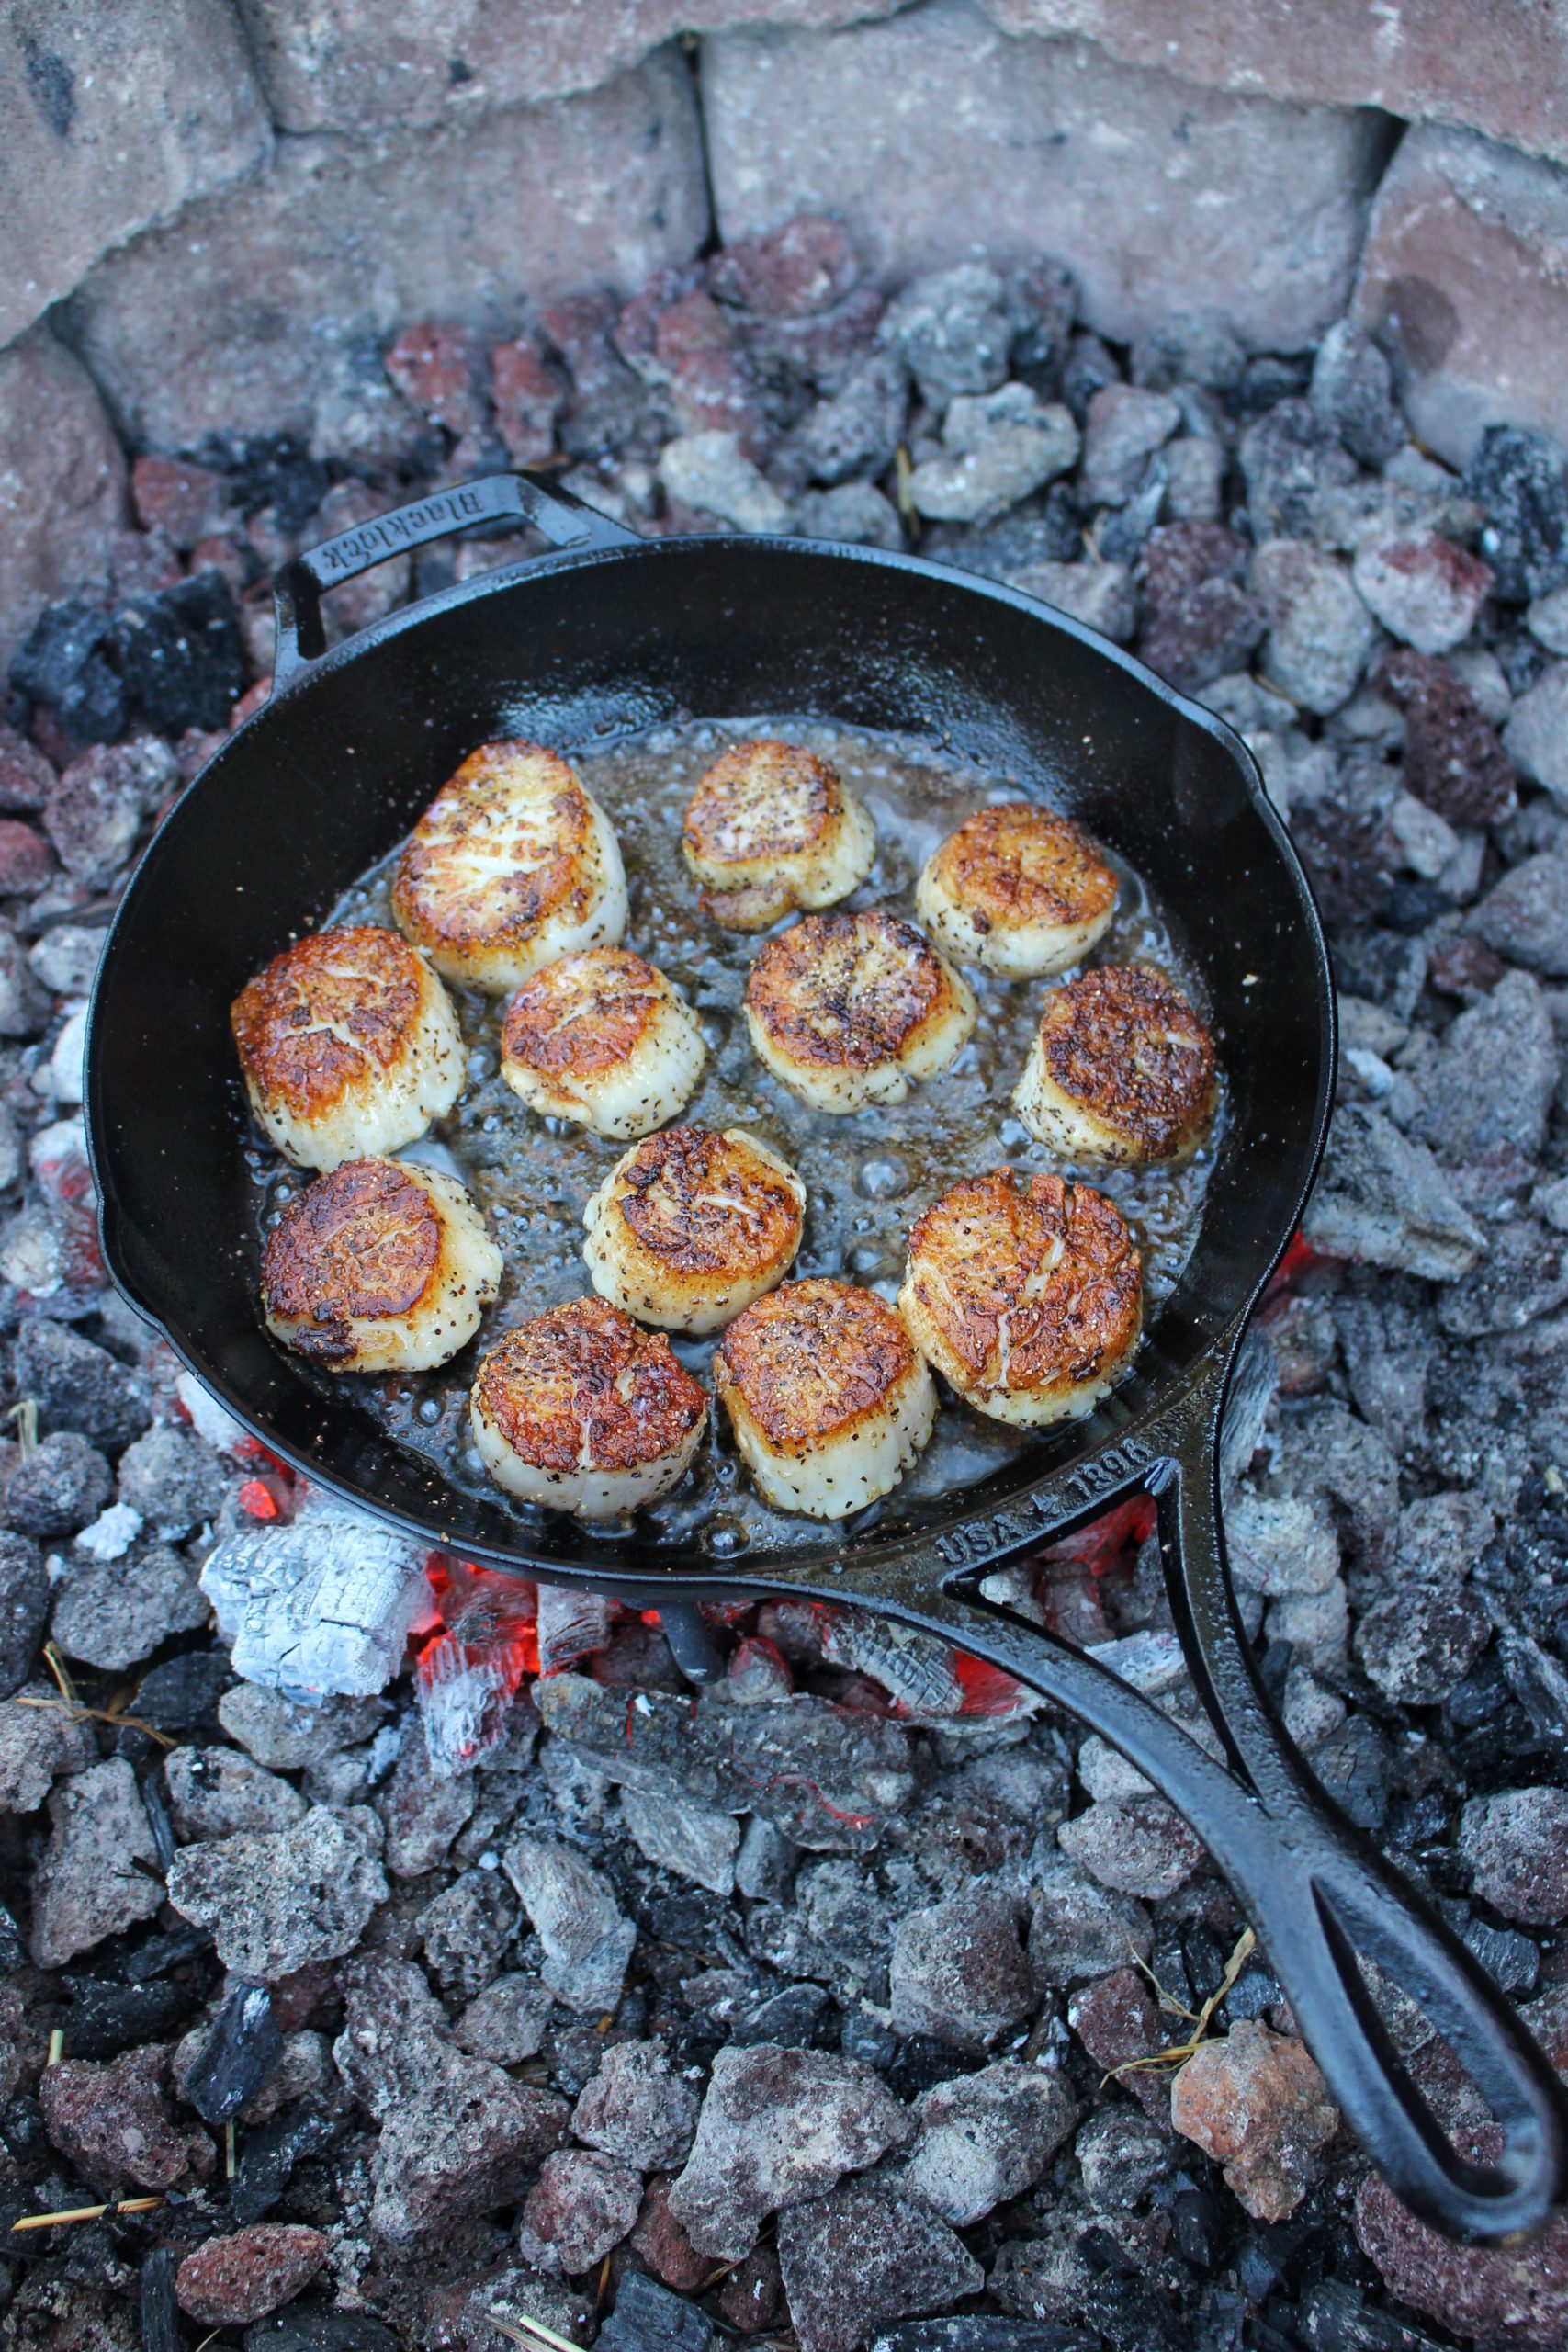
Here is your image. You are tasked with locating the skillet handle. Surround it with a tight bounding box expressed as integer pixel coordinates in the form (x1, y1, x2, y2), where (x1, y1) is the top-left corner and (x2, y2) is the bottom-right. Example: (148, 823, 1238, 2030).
(270, 471, 636, 687)
(890, 1385, 1568, 2244)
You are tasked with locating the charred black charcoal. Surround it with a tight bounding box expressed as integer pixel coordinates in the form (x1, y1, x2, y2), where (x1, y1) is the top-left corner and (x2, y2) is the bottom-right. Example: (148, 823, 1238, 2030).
(184, 1983, 283, 2124)
(62, 1973, 189, 2061)
(231, 2104, 344, 2228)
(8, 600, 125, 744)
(243, 2305, 398, 2352)
(202, 435, 331, 536)
(132, 1650, 231, 1732)
(139, 2245, 179, 2352)
(112, 571, 245, 739)
(597, 2269, 715, 2352)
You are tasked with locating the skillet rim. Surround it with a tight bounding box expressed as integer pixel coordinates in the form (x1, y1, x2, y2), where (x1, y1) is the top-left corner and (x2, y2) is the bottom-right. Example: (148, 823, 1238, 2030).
(84, 526, 1337, 1598)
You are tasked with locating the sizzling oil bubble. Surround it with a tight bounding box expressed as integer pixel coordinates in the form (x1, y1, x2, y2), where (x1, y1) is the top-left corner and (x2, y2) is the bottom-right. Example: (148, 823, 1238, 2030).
(251, 713, 1225, 1558)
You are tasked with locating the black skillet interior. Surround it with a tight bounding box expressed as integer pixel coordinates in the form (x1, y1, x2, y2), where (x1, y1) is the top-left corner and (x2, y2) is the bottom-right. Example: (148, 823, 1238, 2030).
(86, 524, 1328, 1600)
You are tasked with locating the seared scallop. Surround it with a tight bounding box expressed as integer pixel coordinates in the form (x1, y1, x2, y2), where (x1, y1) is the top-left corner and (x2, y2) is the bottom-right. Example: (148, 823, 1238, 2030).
(899, 1167, 1142, 1427)
(682, 739, 876, 931)
(392, 741, 627, 993)
(744, 909, 976, 1112)
(715, 1277, 936, 1519)
(468, 1296, 707, 1521)
(583, 1125, 806, 1334)
(1013, 963, 1218, 1167)
(500, 948, 705, 1140)
(916, 801, 1119, 978)
(262, 1157, 502, 1373)
(231, 925, 465, 1173)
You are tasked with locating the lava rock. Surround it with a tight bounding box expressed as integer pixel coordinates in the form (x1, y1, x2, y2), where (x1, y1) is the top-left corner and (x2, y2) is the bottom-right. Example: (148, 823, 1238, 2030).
(14, 1317, 152, 1449)
(1170, 2020, 1338, 2222)
(1303, 1102, 1483, 1279)
(457, 1972, 556, 2065)
(31, 1755, 164, 1966)
(502, 1832, 638, 2014)
(517, 2146, 643, 2276)
(573, 2038, 700, 2172)
(1404, 968, 1558, 1190)
(879, 265, 1012, 403)
(9, 600, 125, 742)
(1239, 399, 1358, 541)
(44, 737, 175, 887)
(658, 431, 788, 533)
(39, 2042, 211, 2192)
(777, 2182, 983, 2352)
(1351, 531, 1492, 656)
(168, 1805, 389, 1977)
(165, 1745, 307, 1840)
(1075, 2105, 1172, 2211)
(1028, 1862, 1152, 1991)
(416, 1868, 518, 1997)
(1309, 322, 1403, 468)
(1459, 1787, 1568, 1925)
(1373, 646, 1517, 824)
(1469, 424, 1568, 603)
(1137, 521, 1263, 693)
(631, 2176, 714, 2292)
(1066, 1967, 1170, 2123)
(711, 214, 861, 319)
(51, 1544, 208, 1671)
(895, 2060, 1076, 2225)
(113, 570, 244, 736)
(670, 2041, 913, 2260)
(117, 1422, 228, 1539)
(1079, 385, 1179, 507)
(0, 1531, 47, 1699)
(1355, 1579, 1490, 1708)
(1251, 539, 1381, 715)
(888, 1894, 1033, 2052)
(0, 1673, 96, 1811)
(175, 2225, 328, 2326)
(1504, 660, 1568, 808)
(795, 481, 903, 548)
(131, 454, 233, 548)
(6, 1430, 113, 1537)
(333, 1951, 450, 2120)
(368, 2045, 570, 2243)
(1056, 1795, 1204, 1902)
(1472, 853, 1568, 977)
(384, 321, 489, 435)
(792, 349, 908, 485)
(908, 384, 1077, 526)
(1355, 2161, 1568, 2345)
(378, 1740, 475, 1877)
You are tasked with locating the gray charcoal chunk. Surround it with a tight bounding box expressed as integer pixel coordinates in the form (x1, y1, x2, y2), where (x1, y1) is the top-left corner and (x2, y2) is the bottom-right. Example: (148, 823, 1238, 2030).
(6, 1430, 113, 1537)
(51, 1543, 208, 1670)
(368, 2046, 570, 2243)
(15, 1317, 152, 1449)
(117, 1423, 228, 1538)
(621, 1784, 740, 1895)
(572, 2038, 700, 2172)
(165, 1746, 306, 1841)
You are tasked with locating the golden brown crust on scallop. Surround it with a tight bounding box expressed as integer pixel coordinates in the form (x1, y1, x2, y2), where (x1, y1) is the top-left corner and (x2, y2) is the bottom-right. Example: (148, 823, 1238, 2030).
(472, 1298, 706, 1473)
(392, 741, 597, 964)
(716, 1277, 917, 1450)
(231, 927, 424, 1120)
(501, 949, 664, 1079)
(930, 804, 1118, 935)
(684, 741, 840, 870)
(745, 910, 947, 1071)
(904, 1168, 1141, 1396)
(262, 1159, 441, 1363)
(1037, 965, 1217, 1159)
(613, 1127, 803, 1278)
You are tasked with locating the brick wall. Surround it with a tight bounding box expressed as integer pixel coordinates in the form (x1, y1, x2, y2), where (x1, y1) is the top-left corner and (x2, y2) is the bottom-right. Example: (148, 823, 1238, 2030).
(4, 0, 1568, 664)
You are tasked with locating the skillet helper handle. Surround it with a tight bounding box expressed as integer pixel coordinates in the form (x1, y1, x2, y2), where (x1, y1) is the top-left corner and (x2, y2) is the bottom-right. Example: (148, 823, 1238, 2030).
(271, 471, 636, 686)
(907, 1483, 1568, 2238)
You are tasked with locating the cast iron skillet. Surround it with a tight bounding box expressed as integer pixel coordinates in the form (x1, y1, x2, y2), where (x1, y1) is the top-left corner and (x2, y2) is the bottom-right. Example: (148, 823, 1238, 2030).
(85, 471, 1568, 2242)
